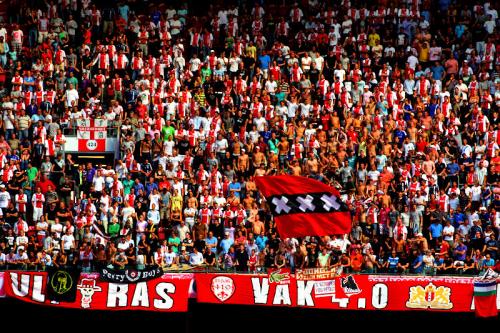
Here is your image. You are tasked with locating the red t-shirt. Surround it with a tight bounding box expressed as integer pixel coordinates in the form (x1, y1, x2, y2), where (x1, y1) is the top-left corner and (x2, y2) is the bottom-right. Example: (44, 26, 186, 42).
(36, 179, 56, 194)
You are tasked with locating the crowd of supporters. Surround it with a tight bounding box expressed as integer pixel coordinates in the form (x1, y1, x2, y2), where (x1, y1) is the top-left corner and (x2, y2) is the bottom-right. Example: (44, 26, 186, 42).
(0, 0, 498, 276)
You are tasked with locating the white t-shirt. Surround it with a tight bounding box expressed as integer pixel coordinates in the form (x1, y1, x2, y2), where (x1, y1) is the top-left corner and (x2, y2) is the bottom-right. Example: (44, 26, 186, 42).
(0, 191, 10, 208)
(61, 234, 75, 250)
(184, 207, 196, 224)
(189, 57, 201, 72)
(442, 225, 455, 242)
(164, 252, 177, 265)
(93, 176, 105, 191)
(189, 251, 204, 265)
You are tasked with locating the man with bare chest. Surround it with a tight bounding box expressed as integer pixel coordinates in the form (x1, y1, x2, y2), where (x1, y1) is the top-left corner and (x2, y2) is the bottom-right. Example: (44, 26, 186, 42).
(422, 155, 435, 177)
(252, 147, 266, 168)
(291, 159, 302, 175)
(306, 152, 319, 175)
(237, 149, 250, 176)
(277, 136, 290, 170)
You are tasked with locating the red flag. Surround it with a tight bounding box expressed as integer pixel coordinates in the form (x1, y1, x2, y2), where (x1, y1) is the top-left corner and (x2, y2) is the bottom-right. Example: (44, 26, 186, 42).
(473, 280, 498, 318)
(255, 175, 351, 238)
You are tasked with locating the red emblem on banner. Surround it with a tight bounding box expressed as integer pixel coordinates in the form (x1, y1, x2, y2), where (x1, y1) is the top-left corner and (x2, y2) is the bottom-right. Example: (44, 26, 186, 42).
(211, 276, 235, 302)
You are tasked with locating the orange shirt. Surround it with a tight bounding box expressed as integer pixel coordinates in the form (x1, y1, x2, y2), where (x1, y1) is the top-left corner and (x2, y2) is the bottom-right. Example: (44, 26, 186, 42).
(350, 253, 364, 271)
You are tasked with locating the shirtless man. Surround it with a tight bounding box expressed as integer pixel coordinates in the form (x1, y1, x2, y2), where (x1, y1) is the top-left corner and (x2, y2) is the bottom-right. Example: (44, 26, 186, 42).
(331, 111, 340, 130)
(305, 152, 319, 175)
(277, 136, 290, 170)
(252, 215, 265, 235)
(237, 149, 250, 176)
(187, 192, 199, 210)
(291, 159, 302, 176)
(252, 146, 266, 168)
(422, 155, 435, 178)
(380, 193, 392, 207)
(243, 194, 255, 210)
(268, 151, 278, 169)
(254, 164, 266, 176)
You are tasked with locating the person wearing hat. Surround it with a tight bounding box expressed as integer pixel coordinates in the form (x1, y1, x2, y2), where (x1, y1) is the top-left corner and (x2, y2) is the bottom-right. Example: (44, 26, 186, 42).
(14, 246, 29, 269)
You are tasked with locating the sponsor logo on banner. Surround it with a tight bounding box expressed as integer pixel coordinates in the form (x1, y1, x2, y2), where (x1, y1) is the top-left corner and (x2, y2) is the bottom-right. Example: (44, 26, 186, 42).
(211, 276, 235, 302)
(98, 266, 163, 283)
(46, 267, 81, 302)
(340, 275, 361, 296)
(314, 280, 335, 298)
(268, 269, 291, 284)
(77, 278, 102, 309)
(295, 267, 339, 281)
(406, 283, 453, 310)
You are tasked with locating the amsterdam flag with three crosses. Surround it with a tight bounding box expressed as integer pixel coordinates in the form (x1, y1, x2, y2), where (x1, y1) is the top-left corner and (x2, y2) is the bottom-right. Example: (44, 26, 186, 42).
(255, 175, 352, 239)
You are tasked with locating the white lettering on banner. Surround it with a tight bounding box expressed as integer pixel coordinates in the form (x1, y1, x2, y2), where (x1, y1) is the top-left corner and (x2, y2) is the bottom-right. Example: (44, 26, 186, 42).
(32, 275, 45, 303)
(154, 283, 175, 309)
(131, 282, 150, 308)
(371, 284, 388, 309)
(357, 298, 366, 308)
(10, 273, 29, 297)
(313, 280, 335, 298)
(107, 284, 129, 307)
(251, 278, 270, 304)
(273, 285, 291, 305)
(331, 296, 349, 308)
(297, 281, 315, 306)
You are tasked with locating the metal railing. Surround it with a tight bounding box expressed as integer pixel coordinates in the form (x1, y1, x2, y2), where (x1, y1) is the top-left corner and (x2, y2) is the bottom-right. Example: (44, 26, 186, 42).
(0, 264, 484, 277)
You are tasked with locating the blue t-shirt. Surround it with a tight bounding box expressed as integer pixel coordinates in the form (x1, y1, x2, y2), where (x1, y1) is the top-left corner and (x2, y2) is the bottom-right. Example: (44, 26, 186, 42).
(23, 76, 35, 92)
(388, 256, 399, 268)
(228, 182, 241, 198)
(447, 163, 459, 176)
(255, 236, 268, 251)
(394, 129, 406, 145)
(118, 5, 130, 21)
(454, 245, 467, 261)
(430, 66, 445, 81)
(258, 55, 271, 70)
(205, 236, 218, 249)
(412, 255, 423, 273)
(220, 238, 234, 255)
(133, 182, 145, 195)
(429, 223, 443, 238)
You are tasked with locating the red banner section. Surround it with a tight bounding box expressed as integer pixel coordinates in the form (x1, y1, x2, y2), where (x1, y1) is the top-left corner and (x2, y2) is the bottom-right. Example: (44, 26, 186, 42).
(196, 274, 500, 312)
(77, 119, 107, 152)
(0, 272, 5, 298)
(4, 271, 191, 312)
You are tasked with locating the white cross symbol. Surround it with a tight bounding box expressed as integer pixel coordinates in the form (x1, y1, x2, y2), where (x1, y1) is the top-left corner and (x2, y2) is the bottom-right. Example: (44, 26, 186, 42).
(321, 194, 341, 211)
(297, 195, 316, 212)
(272, 196, 292, 214)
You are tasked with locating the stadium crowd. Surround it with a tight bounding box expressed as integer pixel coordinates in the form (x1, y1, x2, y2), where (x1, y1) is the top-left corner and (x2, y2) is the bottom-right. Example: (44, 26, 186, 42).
(0, 0, 498, 276)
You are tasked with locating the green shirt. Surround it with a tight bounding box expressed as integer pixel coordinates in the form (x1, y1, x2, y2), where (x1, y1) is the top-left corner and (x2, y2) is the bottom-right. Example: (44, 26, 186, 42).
(161, 125, 175, 142)
(66, 76, 78, 89)
(123, 179, 134, 195)
(27, 167, 38, 182)
(200, 68, 211, 84)
(108, 223, 120, 237)
(168, 237, 181, 253)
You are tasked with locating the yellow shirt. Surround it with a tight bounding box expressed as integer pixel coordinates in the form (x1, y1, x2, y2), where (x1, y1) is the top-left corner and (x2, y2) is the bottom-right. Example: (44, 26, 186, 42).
(246, 45, 257, 60)
(419, 46, 429, 62)
(368, 33, 380, 47)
